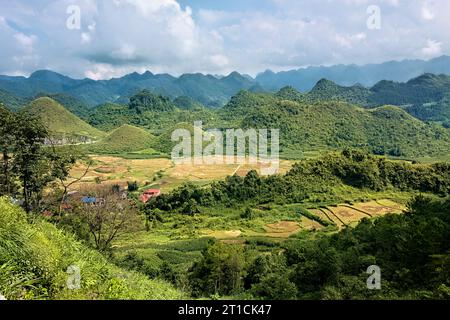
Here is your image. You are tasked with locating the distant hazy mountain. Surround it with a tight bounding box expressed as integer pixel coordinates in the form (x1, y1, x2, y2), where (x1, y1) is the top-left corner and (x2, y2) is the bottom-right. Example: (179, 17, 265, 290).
(0, 70, 258, 108)
(1, 55, 449, 110)
(0, 88, 26, 111)
(255, 56, 450, 92)
(277, 73, 450, 124)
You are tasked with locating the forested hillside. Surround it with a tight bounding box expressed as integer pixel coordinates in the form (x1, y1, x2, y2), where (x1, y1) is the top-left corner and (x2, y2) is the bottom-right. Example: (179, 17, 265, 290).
(146, 150, 450, 212)
(296, 73, 450, 124)
(88, 90, 217, 134)
(6, 87, 448, 159)
(143, 151, 450, 299)
(185, 196, 450, 299)
(225, 91, 450, 158)
(2, 68, 449, 126)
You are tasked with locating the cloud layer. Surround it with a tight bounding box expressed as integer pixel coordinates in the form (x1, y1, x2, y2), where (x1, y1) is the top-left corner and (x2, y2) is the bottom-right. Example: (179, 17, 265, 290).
(0, 0, 449, 79)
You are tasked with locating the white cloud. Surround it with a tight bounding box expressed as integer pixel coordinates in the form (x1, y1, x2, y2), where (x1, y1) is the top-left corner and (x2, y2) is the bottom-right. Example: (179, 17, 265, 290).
(0, 13, 40, 74)
(0, 0, 448, 78)
(14, 33, 37, 48)
(421, 39, 442, 58)
(81, 32, 91, 44)
(69, 0, 227, 75)
(421, 3, 435, 20)
(85, 63, 117, 80)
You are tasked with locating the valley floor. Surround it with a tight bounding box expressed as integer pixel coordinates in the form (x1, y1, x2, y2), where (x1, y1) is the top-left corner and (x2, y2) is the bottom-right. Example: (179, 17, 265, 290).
(69, 155, 295, 192)
(111, 194, 409, 285)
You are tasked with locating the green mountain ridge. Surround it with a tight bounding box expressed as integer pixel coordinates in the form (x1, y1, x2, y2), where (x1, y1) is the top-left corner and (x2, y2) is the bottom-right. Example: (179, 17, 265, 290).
(87, 89, 450, 158)
(86, 124, 157, 154)
(235, 93, 450, 158)
(9, 85, 450, 159)
(89, 91, 218, 134)
(3, 71, 450, 126)
(255, 55, 450, 91)
(278, 73, 450, 124)
(22, 97, 105, 141)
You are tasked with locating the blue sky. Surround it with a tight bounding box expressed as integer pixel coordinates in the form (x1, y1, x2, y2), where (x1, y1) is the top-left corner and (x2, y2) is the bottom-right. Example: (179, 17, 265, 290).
(0, 0, 448, 79)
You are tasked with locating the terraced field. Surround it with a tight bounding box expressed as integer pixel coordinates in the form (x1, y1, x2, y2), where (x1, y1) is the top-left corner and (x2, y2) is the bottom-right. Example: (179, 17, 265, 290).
(310, 200, 406, 229)
(109, 198, 408, 279)
(192, 199, 406, 242)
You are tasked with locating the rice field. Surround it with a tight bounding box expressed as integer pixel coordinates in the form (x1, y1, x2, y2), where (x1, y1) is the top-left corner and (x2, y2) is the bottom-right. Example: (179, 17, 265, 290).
(67, 155, 294, 192)
(191, 199, 406, 242)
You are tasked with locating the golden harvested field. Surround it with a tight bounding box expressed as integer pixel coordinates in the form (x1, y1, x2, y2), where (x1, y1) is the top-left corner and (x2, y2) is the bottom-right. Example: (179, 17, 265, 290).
(327, 206, 370, 225)
(201, 230, 242, 239)
(298, 217, 323, 231)
(67, 155, 294, 192)
(309, 200, 406, 229)
(350, 200, 405, 217)
(264, 221, 302, 238)
(143, 200, 402, 244)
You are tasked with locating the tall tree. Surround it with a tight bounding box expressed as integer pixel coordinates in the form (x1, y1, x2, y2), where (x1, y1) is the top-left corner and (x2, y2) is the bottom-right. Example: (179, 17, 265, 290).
(74, 187, 140, 252)
(5, 113, 77, 213)
(12, 113, 49, 212)
(0, 105, 16, 195)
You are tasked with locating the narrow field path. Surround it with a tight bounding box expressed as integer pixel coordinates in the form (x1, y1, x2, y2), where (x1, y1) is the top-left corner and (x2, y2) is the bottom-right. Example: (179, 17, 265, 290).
(232, 164, 242, 176)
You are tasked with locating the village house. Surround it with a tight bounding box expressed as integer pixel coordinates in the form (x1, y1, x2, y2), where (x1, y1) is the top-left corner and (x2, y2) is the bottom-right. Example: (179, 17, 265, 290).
(81, 196, 106, 207)
(140, 189, 161, 204)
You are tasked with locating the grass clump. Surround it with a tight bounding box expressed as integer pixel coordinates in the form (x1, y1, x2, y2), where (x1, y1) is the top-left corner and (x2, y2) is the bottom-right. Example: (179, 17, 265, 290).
(0, 197, 184, 300)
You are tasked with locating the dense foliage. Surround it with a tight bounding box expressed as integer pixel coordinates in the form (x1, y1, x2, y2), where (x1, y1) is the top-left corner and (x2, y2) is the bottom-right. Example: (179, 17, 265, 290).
(0, 106, 78, 212)
(129, 90, 175, 113)
(405, 96, 450, 124)
(187, 196, 450, 299)
(145, 150, 450, 214)
(13, 82, 450, 158)
(88, 91, 217, 134)
(307, 79, 371, 105)
(292, 73, 450, 123)
(0, 89, 26, 112)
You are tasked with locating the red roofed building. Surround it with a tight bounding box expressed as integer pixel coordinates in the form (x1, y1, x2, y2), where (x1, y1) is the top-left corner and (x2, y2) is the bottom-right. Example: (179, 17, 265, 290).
(140, 189, 161, 203)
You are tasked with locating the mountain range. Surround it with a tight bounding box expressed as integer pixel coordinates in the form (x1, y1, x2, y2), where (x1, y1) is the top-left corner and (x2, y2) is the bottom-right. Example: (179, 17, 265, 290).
(287, 73, 450, 124)
(0, 70, 261, 108)
(13, 88, 449, 159)
(256, 55, 450, 91)
(1, 56, 450, 109)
